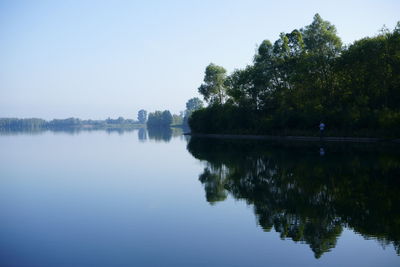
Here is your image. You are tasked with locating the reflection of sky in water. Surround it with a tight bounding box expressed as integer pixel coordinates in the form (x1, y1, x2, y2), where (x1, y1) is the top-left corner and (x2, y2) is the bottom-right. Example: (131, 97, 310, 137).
(0, 131, 398, 267)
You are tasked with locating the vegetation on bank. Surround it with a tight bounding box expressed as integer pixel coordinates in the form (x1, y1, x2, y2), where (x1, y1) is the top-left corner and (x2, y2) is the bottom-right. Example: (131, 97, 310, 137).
(0, 103, 197, 131)
(145, 97, 204, 128)
(189, 14, 400, 137)
(147, 110, 173, 128)
(0, 103, 199, 131)
(0, 117, 143, 131)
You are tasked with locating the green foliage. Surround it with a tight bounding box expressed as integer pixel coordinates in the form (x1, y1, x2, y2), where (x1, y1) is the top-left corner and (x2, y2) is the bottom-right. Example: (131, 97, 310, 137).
(190, 15, 400, 137)
(185, 97, 204, 112)
(183, 97, 204, 128)
(198, 63, 228, 105)
(147, 110, 173, 128)
(301, 13, 342, 57)
(172, 113, 184, 125)
(189, 104, 261, 134)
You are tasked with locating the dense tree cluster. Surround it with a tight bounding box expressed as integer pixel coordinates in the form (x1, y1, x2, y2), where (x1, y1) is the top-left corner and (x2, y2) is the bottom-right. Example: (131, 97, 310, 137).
(183, 97, 204, 128)
(187, 137, 400, 258)
(146, 110, 173, 128)
(190, 14, 400, 137)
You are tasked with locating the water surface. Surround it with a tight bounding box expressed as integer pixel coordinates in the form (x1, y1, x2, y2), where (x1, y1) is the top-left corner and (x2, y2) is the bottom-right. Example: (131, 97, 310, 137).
(0, 129, 398, 266)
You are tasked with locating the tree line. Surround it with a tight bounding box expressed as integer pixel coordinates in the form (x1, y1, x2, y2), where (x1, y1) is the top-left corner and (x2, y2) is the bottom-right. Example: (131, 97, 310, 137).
(189, 14, 400, 137)
(0, 117, 141, 131)
(143, 97, 204, 128)
(0, 100, 206, 131)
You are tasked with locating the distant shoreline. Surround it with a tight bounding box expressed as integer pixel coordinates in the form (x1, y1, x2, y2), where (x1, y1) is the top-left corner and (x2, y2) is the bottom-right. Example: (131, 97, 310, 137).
(0, 117, 146, 131)
(185, 133, 400, 143)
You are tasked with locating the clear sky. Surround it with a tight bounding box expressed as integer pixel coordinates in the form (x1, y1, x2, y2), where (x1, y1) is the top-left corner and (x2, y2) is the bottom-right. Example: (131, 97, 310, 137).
(0, 0, 399, 120)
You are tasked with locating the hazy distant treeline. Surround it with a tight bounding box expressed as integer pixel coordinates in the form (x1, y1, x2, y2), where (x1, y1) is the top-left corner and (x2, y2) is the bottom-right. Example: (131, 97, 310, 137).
(189, 14, 400, 137)
(0, 117, 140, 131)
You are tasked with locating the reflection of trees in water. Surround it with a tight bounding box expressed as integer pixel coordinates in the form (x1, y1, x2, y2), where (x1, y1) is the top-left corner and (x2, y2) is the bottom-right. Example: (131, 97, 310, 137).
(187, 138, 400, 258)
(147, 127, 172, 142)
(171, 128, 184, 138)
(1, 127, 186, 142)
(147, 127, 183, 142)
(199, 165, 229, 204)
(0, 128, 47, 136)
(138, 128, 147, 141)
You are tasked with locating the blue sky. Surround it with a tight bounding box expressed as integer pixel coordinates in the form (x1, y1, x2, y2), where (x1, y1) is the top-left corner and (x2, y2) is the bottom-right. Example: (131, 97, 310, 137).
(0, 0, 399, 119)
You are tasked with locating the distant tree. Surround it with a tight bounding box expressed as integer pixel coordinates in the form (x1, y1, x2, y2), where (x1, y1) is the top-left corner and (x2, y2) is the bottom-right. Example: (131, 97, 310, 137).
(49, 117, 81, 127)
(147, 111, 161, 127)
(162, 110, 173, 126)
(137, 109, 147, 124)
(116, 116, 124, 124)
(172, 113, 183, 125)
(198, 63, 227, 105)
(186, 97, 204, 112)
(183, 97, 204, 129)
(147, 110, 173, 128)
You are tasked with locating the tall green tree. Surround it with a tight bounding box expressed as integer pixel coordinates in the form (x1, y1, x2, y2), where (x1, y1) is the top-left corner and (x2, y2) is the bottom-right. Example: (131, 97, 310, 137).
(300, 13, 342, 95)
(226, 66, 259, 109)
(301, 14, 342, 58)
(198, 63, 228, 105)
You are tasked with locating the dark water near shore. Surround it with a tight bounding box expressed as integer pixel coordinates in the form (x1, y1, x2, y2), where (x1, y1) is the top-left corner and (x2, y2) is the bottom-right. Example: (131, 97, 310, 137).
(0, 128, 399, 266)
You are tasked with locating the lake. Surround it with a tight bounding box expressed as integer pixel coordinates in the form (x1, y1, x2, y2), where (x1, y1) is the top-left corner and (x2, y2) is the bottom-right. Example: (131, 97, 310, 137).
(0, 128, 399, 267)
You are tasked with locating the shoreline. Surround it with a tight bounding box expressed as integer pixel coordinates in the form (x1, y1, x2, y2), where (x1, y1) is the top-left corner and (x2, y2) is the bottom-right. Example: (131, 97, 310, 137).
(185, 133, 400, 143)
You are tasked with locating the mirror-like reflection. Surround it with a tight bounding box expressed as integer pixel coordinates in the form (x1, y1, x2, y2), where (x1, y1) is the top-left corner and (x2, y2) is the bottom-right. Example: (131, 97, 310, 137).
(0, 127, 184, 142)
(187, 138, 400, 258)
(147, 127, 173, 142)
(147, 127, 183, 142)
(138, 127, 147, 141)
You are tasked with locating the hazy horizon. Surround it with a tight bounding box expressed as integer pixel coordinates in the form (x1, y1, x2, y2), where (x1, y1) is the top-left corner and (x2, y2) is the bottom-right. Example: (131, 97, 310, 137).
(1, 0, 399, 120)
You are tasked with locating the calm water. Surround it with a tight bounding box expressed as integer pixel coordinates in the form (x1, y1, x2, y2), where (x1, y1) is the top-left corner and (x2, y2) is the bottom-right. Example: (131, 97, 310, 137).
(0, 129, 399, 267)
